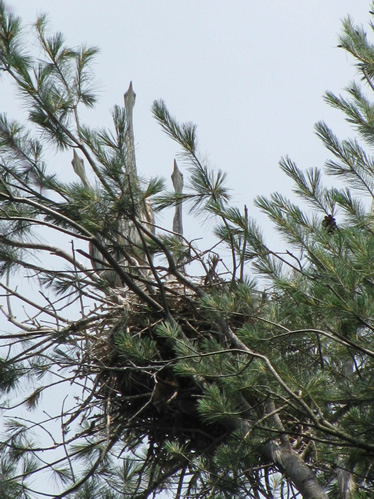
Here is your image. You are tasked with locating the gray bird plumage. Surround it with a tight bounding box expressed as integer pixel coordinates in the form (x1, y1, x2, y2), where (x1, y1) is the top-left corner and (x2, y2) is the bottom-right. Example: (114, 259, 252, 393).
(71, 82, 155, 285)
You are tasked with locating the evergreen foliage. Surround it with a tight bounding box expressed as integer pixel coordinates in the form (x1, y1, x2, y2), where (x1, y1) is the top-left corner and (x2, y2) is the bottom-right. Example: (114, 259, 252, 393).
(1, 2, 374, 497)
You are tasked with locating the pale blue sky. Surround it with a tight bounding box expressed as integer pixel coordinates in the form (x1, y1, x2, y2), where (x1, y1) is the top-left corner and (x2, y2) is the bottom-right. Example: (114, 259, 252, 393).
(3, 1, 371, 246)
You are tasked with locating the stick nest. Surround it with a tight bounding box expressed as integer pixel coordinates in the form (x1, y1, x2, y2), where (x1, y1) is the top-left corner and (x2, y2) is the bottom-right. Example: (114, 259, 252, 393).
(78, 277, 232, 456)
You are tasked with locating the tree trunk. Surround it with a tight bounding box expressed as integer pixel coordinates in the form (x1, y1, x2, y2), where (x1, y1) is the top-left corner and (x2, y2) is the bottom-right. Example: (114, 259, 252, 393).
(262, 441, 327, 499)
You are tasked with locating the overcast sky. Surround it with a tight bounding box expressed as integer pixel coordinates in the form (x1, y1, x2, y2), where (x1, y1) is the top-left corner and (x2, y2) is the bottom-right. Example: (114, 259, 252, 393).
(2, 1, 372, 248)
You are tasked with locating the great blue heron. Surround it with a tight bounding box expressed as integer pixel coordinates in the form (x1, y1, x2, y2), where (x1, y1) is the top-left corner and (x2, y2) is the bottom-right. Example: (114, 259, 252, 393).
(171, 159, 185, 272)
(120, 81, 155, 264)
(71, 82, 154, 285)
(171, 159, 183, 238)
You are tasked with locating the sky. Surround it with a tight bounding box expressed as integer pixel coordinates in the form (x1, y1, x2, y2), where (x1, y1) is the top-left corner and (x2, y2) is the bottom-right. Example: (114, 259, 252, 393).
(1, 2, 373, 497)
(2, 1, 372, 248)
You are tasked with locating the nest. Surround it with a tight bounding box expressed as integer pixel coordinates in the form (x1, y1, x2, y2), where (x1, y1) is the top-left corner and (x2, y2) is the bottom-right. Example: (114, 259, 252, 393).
(83, 277, 233, 456)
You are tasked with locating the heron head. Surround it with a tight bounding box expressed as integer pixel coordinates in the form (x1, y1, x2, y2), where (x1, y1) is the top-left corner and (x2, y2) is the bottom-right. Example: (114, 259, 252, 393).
(124, 81, 136, 115)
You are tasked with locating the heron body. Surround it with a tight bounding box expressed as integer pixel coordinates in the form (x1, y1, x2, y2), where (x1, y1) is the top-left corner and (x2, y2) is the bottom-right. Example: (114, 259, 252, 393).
(121, 81, 155, 266)
(124, 81, 137, 182)
(72, 150, 89, 187)
(171, 159, 184, 238)
(71, 82, 155, 285)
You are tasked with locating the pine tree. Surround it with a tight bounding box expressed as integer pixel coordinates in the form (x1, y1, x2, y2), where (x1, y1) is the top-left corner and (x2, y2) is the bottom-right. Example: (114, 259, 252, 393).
(1, 1, 374, 497)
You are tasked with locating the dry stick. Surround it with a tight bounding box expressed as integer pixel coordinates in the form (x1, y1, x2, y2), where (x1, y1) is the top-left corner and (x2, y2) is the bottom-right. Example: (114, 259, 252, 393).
(0, 235, 106, 303)
(0, 236, 89, 274)
(130, 215, 172, 318)
(71, 240, 86, 318)
(4, 192, 161, 310)
(0, 281, 67, 323)
(135, 222, 205, 297)
(60, 396, 76, 483)
(0, 214, 94, 239)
